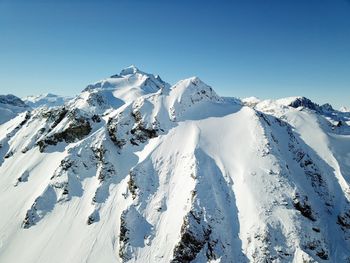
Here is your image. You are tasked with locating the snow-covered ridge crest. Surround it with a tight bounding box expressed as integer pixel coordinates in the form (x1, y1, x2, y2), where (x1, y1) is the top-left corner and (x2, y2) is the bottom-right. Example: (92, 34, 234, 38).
(1, 66, 350, 263)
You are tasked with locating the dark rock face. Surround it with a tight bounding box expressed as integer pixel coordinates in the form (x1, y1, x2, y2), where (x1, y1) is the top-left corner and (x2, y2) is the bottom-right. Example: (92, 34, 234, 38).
(107, 118, 126, 148)
(91, 114, 101, 123)
(119, 211, 131, 261)
(50, 108, 68, 129)
(19, 111, 31, 126)
(91, 145, 115, 183)
(38, 115, 92, 152)
(129, 110, 158, 146)
(129, 125, 157, 145)
(172, 210, 212, 263)
(320, 103, 334, 112)
(316, 249, 329, 260)
(288, 97, 319, 111)
(293, 195, 316, 221)
(338, 211, 350, 229)
(303, 239, 329, 261)
(35, 107, 94, 152)
(87, 211, 100, 225)
(127, 171, 138, 200)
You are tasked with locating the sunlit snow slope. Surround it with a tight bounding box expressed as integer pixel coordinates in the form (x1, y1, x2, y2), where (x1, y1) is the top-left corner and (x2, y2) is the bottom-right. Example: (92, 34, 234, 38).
(1, 66, 350, 263)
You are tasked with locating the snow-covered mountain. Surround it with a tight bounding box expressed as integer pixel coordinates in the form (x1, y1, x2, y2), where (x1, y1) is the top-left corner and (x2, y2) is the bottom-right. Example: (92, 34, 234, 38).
(1, 66, 350, 263)
(340, 106, 350, 113)
(0, 94, 29, 124)
(22, 93, 72, 108)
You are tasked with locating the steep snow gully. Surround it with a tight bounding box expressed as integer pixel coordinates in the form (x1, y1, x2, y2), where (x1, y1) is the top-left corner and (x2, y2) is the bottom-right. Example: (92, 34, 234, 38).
(1, 66, 350, 263)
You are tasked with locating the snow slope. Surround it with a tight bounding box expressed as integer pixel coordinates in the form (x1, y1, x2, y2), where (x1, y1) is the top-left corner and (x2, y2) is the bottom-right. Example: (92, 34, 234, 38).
(1, 67, 350, 263)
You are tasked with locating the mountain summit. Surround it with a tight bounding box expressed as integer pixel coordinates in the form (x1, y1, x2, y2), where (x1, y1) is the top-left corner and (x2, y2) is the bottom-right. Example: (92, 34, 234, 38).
(0, 67, 350, 263)
(119, 65, 145, 76)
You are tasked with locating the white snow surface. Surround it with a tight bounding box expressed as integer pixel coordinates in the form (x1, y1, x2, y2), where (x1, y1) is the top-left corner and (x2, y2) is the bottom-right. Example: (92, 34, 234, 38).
(1, 67, 350, 263)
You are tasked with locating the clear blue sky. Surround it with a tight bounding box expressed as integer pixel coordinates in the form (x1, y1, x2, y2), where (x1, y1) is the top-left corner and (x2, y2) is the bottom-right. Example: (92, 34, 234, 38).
(0, 0, 349, 108)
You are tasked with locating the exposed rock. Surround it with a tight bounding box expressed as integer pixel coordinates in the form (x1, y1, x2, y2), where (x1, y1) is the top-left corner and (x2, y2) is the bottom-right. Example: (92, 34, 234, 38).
(22, 186, 56, 228)
(87, 211, 100, 225)
(50, 108, 68, 130)
(119, 211, 131, 261)
(293, 195, 316, 221)
(91, 114, 101, 123)
(14, 170, 30, 186)
(107, 118, 125, 148)
(127, 171, 138, 200)
(316, 249, 329, 260)
(337, 211, 350, 229)
(37, 117, 91, 152)
(288, 97, 319, 111)
(172, 210, 212, 263)
(129, 110, 158, 145)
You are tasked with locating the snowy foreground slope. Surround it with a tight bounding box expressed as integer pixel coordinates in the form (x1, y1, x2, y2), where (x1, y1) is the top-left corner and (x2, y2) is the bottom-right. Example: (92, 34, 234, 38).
(1, 66, 350, 263)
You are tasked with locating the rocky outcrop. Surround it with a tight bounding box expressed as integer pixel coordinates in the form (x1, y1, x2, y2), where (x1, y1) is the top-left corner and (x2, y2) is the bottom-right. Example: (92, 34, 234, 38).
(293, 194, 316, 221)
(172, 210, 212, 263)
(37, 111, 92, 152)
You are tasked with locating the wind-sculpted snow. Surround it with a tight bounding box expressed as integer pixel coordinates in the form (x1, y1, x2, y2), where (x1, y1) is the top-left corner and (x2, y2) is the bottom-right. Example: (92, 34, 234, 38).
(0, 67, 350, 262)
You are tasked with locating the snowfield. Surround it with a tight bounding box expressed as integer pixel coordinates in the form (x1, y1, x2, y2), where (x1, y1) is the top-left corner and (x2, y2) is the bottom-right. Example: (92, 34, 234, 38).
(0, 66, 350, 263)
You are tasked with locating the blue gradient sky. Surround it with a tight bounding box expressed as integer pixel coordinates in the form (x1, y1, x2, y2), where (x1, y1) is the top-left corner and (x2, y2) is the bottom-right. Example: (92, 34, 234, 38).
(0, 0, 349, 107)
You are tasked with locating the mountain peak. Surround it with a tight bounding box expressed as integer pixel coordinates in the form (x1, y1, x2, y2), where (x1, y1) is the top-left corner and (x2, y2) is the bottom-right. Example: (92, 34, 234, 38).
(274, 96, 320, 111)
(169, 76, 222, 112)
(173, 76, 208, 89)
(0, 94, 27, 107)
(119, 65, 143, 76)
(340, 106, 350, 112)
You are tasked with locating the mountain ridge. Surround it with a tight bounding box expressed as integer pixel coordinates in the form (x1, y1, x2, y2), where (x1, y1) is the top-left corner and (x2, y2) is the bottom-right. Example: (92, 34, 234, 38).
(0, 67, 350, 263)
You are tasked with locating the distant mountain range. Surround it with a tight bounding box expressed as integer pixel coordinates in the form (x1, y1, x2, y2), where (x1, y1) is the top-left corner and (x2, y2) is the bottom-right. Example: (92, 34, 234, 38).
(22, 93, 72, 108)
